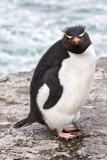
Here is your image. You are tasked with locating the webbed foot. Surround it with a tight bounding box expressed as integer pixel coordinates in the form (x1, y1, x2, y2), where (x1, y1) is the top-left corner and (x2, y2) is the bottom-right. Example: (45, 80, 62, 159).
(57, 131, 75, 140)
(63, 125, 78, 132)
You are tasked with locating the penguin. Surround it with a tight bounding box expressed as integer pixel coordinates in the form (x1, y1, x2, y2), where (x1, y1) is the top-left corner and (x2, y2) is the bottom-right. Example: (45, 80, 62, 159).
(14, 25, 96, 140)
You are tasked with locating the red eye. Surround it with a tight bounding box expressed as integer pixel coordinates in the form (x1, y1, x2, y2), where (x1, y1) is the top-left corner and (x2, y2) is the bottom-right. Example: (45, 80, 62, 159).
(68, 39, 71, 42)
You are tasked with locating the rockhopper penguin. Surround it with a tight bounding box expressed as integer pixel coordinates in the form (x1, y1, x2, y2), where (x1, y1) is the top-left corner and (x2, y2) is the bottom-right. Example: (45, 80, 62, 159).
(14, 25, 96, 140)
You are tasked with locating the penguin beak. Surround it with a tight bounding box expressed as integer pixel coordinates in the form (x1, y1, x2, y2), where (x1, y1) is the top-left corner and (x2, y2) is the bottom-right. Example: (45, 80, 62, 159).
(73, 37, 80, 44)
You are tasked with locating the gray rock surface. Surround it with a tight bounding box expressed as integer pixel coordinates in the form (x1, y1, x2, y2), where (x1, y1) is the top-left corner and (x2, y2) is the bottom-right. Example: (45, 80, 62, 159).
(0, 57, 107, 160)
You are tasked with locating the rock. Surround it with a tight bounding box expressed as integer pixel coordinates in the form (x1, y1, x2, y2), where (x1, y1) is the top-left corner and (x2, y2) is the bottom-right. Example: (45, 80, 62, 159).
(0, 58, 107, 160)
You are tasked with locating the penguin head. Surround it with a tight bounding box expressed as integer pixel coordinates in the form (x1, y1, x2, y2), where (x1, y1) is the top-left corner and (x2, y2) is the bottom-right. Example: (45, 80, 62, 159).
(62, 25, 91, 54)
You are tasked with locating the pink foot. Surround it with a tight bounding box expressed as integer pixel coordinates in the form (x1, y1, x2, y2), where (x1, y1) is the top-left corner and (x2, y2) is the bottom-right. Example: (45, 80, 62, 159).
(64, 126, 78, 132)
(57, 132, 75, 140)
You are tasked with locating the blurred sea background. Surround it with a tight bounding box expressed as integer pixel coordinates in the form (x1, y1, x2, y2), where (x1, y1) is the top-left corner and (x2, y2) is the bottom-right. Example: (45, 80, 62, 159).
(0, 0, 107, 77)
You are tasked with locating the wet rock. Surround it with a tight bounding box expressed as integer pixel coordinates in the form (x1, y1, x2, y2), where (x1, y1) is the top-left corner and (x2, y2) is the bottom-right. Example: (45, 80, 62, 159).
(0, 58, 107, 160)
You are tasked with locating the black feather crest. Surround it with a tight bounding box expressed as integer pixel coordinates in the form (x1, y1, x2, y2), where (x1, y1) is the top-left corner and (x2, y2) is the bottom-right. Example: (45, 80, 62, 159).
(62, 25, 86, 37)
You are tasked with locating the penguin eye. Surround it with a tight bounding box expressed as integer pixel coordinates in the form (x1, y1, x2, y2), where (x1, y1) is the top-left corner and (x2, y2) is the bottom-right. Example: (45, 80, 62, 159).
(67, 37, 73, 42)
(79, 35, 84, 40)
(79, 36, 83, 40)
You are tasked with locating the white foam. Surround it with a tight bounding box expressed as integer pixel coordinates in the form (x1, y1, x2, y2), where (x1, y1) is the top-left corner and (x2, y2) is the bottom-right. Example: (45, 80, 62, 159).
(0, 0, 107, 77)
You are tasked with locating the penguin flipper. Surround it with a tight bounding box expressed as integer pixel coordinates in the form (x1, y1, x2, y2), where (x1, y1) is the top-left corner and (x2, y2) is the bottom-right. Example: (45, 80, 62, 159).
(43, 89, 62, 109)
(13, 116, 35, 129)
(43, 65, 63, 109)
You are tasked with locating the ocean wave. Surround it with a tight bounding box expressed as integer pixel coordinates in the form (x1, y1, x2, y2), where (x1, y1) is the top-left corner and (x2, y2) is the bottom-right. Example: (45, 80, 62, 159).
(0, 0, 107, 77)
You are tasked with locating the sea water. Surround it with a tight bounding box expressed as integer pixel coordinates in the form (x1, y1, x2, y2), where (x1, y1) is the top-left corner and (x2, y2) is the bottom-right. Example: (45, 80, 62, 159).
(0, 0, 107, 77)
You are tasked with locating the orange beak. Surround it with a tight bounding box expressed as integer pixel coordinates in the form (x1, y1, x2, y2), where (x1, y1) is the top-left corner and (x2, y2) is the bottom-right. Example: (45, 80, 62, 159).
(73, 37, 80, 44)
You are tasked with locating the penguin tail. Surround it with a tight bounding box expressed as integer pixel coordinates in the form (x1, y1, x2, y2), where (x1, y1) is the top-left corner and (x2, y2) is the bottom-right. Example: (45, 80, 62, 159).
(13, 116, 34, 129)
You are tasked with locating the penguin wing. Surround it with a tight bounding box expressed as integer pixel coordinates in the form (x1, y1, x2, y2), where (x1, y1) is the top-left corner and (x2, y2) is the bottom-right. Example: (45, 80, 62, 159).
(43, 64, 63, 109)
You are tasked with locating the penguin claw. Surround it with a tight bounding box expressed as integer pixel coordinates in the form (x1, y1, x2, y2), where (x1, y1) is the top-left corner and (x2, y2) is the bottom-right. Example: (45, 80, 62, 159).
(57, 132, 75, 140)
(63, 126, 78, 132)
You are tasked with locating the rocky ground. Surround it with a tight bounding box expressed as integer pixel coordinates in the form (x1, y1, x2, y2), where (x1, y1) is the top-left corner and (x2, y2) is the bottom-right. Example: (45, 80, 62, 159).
(0, 57, 107, 160)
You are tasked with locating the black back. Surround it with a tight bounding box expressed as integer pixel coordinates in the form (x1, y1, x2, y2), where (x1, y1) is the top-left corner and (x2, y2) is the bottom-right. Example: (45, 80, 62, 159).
(29, 40, 69, 124)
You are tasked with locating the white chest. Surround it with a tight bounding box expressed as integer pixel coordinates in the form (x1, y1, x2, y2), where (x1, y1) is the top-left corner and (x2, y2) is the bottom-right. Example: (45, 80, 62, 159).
(58, 44, 96, 111)
(37, 45, 96, 130)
